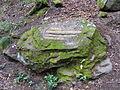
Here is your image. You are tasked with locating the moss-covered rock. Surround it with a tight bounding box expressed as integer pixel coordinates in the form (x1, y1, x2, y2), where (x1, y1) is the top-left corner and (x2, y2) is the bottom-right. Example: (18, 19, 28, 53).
(97, 0, 120, 11)
(5, 18, 108, 82)
(97, 0, 108, 9)
(98, 11, 108, 17)
(53, 0, 63, 7)
(26, 0, 50, 16)
(0, 37, 11, 51)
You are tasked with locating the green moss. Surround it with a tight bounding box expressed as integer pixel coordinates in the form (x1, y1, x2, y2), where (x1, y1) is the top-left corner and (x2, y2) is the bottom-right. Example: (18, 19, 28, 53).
(97, 0, 108, 9)
(90, 29, 107, 58)
(57, 28, 107, 82)
(37, 8, 48, 17)
(17, 21, 94, 72)
(18, 26, 85, 72)
(53, 0, 62, 7)
(57, 59, 92, 82)
(18, 26, 68, 50)
(26, 0, 50, 16)
(98, 11, 108, 17)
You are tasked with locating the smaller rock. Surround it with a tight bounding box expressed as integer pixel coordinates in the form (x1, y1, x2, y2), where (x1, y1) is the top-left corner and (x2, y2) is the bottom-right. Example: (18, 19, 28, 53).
(92, 57, 112, 79)
(104, 35, 111, 46)
(98, 12, 108, 18)
(0, 37, 11, 51)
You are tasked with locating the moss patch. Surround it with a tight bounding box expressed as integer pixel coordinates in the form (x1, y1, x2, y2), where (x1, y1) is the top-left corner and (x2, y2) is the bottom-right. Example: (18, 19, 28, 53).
(53, 0, 62, 7)
(98, 11, 108, 17)
(97, 0, 108, 9)
(26, 0, 50, 16)
(37, 8, 48, 17)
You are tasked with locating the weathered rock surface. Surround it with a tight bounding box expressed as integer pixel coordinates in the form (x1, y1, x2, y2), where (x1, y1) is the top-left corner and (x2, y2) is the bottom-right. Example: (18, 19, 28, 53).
(5, 18, 111, 82)
(92, 57, 112, 79)
(97, 0, 120, 11)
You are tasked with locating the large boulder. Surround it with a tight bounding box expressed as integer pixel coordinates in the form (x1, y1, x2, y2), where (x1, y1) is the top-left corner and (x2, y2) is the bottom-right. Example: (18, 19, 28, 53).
(5, 18, 111, 82)
(97, 0, 120, 11)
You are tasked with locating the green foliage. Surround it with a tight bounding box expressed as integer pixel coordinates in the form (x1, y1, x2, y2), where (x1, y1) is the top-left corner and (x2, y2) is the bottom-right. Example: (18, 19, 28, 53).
(44, 75, 58, 90)
(0, 37, 10, 50)
(76, 74, 87, 81)
(98, 11, 108, 17)
(14, 72, 34, 86)
(0, 21, 25, 35)
(37, 8, 48, 17)
(0, 21, 13, 33)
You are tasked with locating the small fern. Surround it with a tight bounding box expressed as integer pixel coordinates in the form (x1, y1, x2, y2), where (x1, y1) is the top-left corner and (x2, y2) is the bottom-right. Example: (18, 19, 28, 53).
(44, 75, 58, 90)
(14, 72, 34, 86)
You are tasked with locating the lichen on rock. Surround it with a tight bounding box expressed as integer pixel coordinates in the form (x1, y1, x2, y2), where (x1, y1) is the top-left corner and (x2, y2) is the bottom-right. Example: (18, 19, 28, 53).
(5, 18, 109, 82)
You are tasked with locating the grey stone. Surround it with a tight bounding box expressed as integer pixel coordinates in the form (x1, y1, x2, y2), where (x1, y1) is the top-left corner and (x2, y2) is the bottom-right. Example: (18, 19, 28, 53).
(104, 35, 112, 46)
(92, 57, 112, 79)
(97, 0, 120, 11)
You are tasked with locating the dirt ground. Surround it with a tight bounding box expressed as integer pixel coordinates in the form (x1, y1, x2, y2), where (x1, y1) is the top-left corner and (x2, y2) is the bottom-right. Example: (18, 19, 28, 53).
(0, 0, 120, 90)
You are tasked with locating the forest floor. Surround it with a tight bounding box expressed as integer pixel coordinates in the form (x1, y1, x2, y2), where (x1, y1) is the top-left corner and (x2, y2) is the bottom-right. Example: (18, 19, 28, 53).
(0, 0, 120, 90)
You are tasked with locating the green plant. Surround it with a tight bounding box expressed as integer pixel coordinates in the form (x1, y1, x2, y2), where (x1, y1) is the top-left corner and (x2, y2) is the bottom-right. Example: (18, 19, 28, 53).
(37, 8, 48, 17)
(0, 21, 13, 33)
(14, 72, 34, 86)
(0, 37, 11, 50)
(25, 0, 49, 16)
(76, 74, 87, 81)
(44, 75, 58, 90)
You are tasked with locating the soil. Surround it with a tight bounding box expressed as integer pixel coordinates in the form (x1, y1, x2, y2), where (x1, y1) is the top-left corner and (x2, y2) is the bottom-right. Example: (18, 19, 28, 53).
(0, 0, 120, 90)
